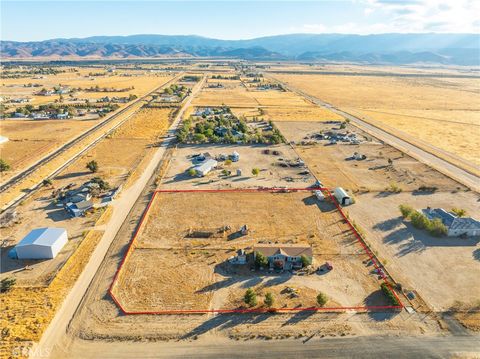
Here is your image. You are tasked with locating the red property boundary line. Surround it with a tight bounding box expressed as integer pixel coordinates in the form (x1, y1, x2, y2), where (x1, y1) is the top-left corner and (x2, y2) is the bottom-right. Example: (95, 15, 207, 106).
(108, 187, 403, 315)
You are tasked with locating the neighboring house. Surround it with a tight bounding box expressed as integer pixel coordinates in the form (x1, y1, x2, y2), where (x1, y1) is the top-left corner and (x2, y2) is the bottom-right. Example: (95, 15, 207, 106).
(55, 112, 69, 119)
(334, 187, 352, 205)
(422, 208, 480, 237)
(193, 158, 218, 177)
(254, 244, 313, 270)
(31, 112, 51, 120)
(65, 200, 94, 217)
(10, 227, 68, 260)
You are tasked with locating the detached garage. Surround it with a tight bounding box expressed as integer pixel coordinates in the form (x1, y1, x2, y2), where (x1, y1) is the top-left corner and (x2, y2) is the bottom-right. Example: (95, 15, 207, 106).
(13, 227, 68, 260)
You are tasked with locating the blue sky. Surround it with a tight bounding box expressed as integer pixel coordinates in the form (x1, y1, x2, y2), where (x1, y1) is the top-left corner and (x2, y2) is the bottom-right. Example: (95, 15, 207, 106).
(2, 1, 479, 41)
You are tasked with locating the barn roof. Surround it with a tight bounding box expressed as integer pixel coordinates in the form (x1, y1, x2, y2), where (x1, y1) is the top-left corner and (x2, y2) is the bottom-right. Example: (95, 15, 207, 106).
(16, 227, 67, 248)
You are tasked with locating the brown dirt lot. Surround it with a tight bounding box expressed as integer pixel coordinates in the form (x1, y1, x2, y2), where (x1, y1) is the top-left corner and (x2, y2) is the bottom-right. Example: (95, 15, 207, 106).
(275, 121, 464, 192)
(112, 191, 388, 312)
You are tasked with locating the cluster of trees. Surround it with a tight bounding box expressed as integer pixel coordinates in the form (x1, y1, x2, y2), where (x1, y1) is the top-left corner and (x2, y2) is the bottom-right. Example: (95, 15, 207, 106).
(243, 288, 328, 309)
(399, 204, 448, 237)
(211, 75, 240, 80)
(1, 278, 16, 293)
(83, 85, 134, 92)
(182, 75, 201, 82)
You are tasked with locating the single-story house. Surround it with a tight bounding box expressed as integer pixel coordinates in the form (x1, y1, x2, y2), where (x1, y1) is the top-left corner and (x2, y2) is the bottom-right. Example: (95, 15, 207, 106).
(422, 208, 480, 237)
(254, 244, 313, 270)
(334, 187, 352, 205)
(10, 227, 68, 260)
(193, 158, 218, 177)
(65, 200, 94, 217)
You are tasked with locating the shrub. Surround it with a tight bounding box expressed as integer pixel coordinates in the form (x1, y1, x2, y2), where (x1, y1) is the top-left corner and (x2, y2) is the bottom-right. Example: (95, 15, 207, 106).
(316, 292, 328, 307)
(224, 159, 232, 166)
(385, 182, 402, 193)
(409, 211, 430, 230)
(451, 208, 466, 217)
(0, 278, 16, 293)
(427, 218, 448, 237)
(264, 292, 274, 308)
(399, 204, 414, 218)
(244, 288, 257, 307)
(188, 168, 197, 177)
(300, 255, 312, 267)
(255, 251, 269, 268)
(0, 159, 11, 172)
(252, 168, 260, 176)
(42, 178, 53, 187)
(90, 176, 110, 190)
(86, 160, 98, 173)
(380, 282, 400, 306)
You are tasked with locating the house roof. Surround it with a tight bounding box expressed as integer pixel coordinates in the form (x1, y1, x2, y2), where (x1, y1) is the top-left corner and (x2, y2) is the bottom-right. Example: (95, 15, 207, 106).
(450, 217, 480, 231)
(254, 244, 313, 258)
(423, 208, 456, 227)
(16, 227, 67, 248)
(194, 158, 218, 172)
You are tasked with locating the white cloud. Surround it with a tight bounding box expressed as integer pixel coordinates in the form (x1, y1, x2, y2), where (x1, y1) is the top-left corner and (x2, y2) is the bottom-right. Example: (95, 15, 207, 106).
(363, 0, 480, 33)
(293, 0, 479, 35)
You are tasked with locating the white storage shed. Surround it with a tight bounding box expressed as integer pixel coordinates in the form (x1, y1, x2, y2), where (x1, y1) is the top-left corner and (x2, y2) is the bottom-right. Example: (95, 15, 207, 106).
(14, 228, 68, 259)
(334, 187, 352, 206)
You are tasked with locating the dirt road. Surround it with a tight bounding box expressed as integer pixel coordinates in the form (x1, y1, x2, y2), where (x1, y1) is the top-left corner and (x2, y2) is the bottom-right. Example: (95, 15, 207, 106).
(52, 334, 480, 358)
(271, 76, 480, 192)
(30, 76, 206, 359)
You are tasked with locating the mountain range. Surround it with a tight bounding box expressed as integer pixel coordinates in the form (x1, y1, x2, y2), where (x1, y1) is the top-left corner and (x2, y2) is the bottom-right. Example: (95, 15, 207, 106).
(1, 33, 479, 65)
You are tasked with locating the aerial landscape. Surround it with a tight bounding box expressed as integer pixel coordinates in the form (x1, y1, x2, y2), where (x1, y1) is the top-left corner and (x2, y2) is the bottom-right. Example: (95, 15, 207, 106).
(0, 1, 479, 358)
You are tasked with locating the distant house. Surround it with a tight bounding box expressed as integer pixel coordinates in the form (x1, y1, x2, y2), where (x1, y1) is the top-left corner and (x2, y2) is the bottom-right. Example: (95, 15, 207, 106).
(31, 112, 51, 120)
(10, 227, 68, 260)
(14, 112, 28, 118)
(333, 187, 352, 205)
(254, 244, 313, 270)
(65, 200, 94, 217)
(193, 158, 218, 177)
(55, 112, 70, 119)
(422, 208, 480, 237)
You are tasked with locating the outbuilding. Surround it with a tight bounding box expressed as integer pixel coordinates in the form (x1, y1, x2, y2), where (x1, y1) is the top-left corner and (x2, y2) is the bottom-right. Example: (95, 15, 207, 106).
(334, 187, 352, 205)
(193, 158, 218, 177)
(12, 227, 68, 260)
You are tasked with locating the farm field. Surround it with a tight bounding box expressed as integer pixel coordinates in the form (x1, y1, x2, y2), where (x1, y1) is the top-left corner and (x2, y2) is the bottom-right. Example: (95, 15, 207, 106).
(273, 73, 480, 170)
(112, 191, 388, 312)
(191, 78, 343, 121)
(0, 118, 99, 178)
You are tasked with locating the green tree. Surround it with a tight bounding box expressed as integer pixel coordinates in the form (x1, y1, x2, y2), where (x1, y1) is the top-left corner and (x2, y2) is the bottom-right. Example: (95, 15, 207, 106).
(86, 160, 99, 173)
(399, 204, 414, 218)
(244, 288, 257, 307)
(0, 159, 11, 172)
(224, 159, 232, 166)
(300, 255, 312, 267)
(90, 177, 110, 191)
(316, 292, 328, 307)
(42, 178, 53, 187)
(252, 168, 260, 176)
(188, 168, 197, 177)
(264, 292, 274, 308)
(427, 218, 448, 237)
(255, 252, 269, 268)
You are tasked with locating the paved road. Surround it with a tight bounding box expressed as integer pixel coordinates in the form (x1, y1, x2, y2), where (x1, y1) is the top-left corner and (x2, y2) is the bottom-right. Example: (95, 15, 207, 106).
(53, 335, 480, 358)
(270, 76, 480, 192)
(31, 76, 206, 359)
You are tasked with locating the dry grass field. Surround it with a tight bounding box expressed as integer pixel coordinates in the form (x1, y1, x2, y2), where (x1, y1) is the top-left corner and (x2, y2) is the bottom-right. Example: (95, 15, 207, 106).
(0, 118, 98, 176)
(191, 78, 343, 122)
(112, 191, 387, 312)
(53, 108, 172, 188)
(273, 73, 480, 169)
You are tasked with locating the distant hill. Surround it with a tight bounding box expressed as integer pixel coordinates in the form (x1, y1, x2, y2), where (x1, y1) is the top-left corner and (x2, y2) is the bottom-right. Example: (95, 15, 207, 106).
(1, 33, 479, 65)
